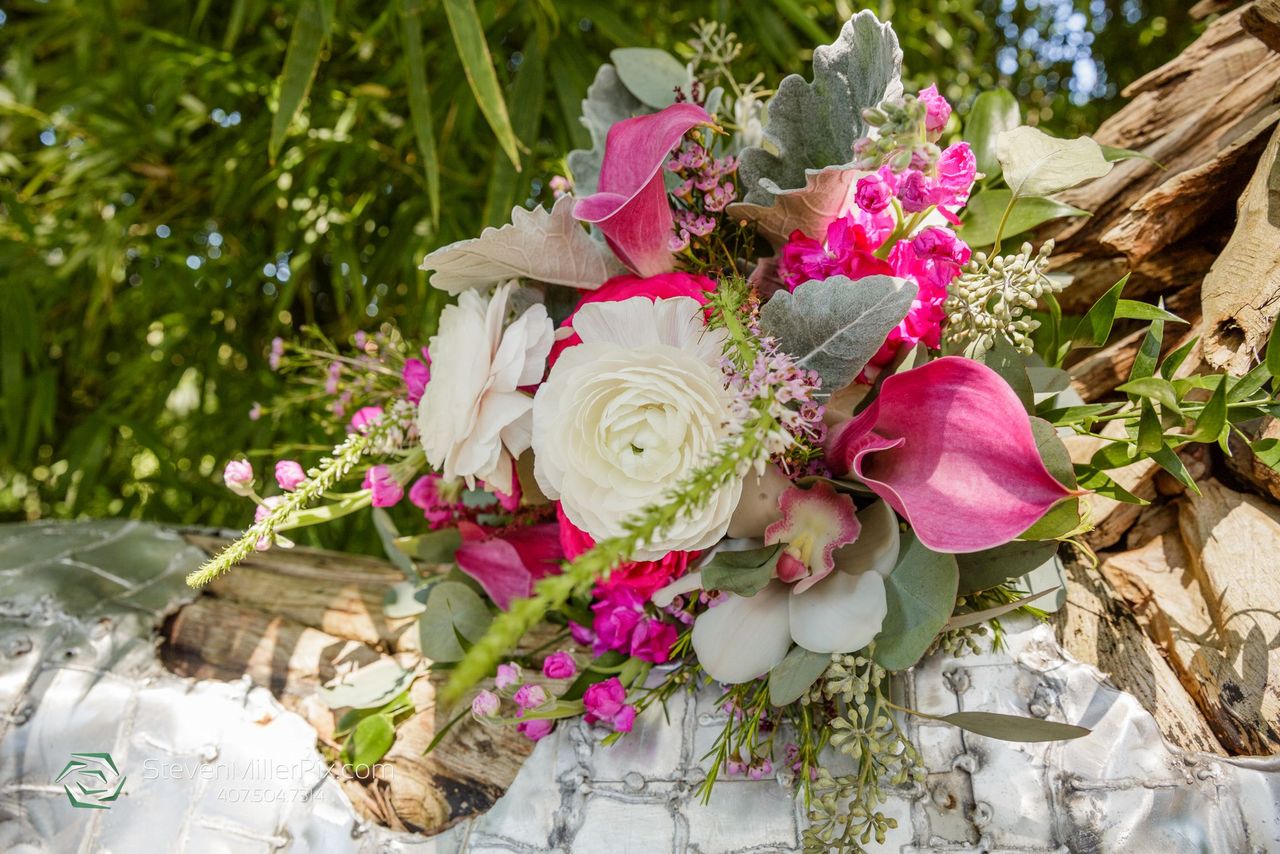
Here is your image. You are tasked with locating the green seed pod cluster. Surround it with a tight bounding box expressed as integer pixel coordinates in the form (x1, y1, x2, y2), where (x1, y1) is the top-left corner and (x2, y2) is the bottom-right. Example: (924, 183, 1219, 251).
(945, 240, 1063, 358)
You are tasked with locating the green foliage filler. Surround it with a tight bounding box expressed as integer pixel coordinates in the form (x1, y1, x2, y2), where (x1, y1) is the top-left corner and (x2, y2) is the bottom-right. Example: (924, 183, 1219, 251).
(0, 1, 1199, 542)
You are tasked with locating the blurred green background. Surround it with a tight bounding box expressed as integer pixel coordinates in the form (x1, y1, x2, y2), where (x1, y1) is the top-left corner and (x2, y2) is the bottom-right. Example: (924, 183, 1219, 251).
(0, 0, 1200, 549)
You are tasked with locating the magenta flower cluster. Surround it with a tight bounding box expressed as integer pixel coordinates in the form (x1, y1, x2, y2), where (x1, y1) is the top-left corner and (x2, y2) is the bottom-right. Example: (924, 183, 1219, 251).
(585, 588, 679, 663)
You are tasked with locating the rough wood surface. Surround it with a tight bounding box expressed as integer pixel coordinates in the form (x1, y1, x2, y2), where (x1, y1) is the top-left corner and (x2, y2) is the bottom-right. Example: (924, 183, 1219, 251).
(1225, 417, 1280, 501)
(1200, 122, 1280, 373)
(1051, 5, 1280, 313)
(1244, 0, 1280, 51)
(167, 535, 571, 836)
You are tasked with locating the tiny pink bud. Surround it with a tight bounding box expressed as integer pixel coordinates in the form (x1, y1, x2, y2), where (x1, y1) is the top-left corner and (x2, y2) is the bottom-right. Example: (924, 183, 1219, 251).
(513, 684, 548, 712)
(471, 689, 500, 718)
(274, 460, 306, 491)
(495, 662, 522, 691)
(541, 651, 577, 680)
(223, 459, 255, 496)
(517, 718, 554, 741)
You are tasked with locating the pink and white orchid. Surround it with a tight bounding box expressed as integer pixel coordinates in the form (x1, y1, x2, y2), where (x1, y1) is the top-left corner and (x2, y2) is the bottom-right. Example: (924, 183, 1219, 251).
(826, 356, 1076, 553)
(654, 499, 901, 684)
(764, 483, 860, 593)
(573, 103, 713, 277)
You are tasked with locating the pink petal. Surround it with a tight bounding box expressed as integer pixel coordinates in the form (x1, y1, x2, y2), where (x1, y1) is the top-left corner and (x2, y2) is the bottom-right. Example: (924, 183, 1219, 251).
(763, 483, 860, 593)
(455, 522, 563, 610)
(826, 357, 1075, 553)
(573, 103, 712, 277)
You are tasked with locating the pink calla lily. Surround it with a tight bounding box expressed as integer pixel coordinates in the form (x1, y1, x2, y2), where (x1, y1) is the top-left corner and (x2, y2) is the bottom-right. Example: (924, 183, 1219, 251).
(826, 357, 1076, 553)
(573, 103, 713, 277)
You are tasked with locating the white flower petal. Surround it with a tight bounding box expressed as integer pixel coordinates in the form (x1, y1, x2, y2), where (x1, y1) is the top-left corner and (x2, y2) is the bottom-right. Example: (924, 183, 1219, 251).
(835, 499, 900, 578)
(727, 464, 792, 539)
(651, 570, 704, 608)
(692, 582, 793, 683)
(788, 570, 887, 654)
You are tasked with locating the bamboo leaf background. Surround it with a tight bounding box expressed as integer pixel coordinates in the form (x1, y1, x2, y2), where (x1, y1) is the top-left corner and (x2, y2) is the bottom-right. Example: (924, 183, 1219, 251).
(0, 0, 1199, 554)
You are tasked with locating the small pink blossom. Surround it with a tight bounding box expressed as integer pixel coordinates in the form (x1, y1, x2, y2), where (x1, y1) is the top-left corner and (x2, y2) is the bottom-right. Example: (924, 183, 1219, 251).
(269, 337, 285, 371)
(747, 758, 774, 781)
(402, 357, 430, 406)
(517, 718, 555, 741)
(590, 589, 645, 657)
(629, 618, 677, 664)
(918, 84, 952, 134)
(495, 662, 522, 690)
(854, 172, 893, 214)
(933, 142, 978, 218)
(274, 460, 306, 492)
(471, 690, 500, 718)
(542, 651, 577, 680)
(248, 403, 263, 421)
(408, 474, 459, 528)
(349, 406, 383, 435)
(569, 622, 595, 646)
(896, 169, 934, 213)
(513, 683, 548, 713)
(362, 465, 403, 507)
(325, 363, 341, 395)
(779, 215, 892, 290)
(223, 460, 255, 496)
(582, 677, 637, 732)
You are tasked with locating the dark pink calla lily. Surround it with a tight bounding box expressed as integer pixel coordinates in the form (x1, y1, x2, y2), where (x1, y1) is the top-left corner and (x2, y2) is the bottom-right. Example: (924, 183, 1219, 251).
(825, 357, 1077, 553)
(573, 103, 712, 277)
(455, 521, 563, 610)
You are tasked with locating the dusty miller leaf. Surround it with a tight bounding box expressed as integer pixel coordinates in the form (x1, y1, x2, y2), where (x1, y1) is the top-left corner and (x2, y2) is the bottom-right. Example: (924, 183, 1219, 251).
(420, 195, 622, 294)
(759, 275, 917, 392)
(996, 126, 1113, 198)
(736, 11, 902, 208)
(726, 166, 868, 247)
(566, 64, 648, 196)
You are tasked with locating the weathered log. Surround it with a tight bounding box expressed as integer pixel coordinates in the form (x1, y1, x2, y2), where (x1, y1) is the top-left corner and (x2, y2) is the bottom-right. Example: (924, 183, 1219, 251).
(1244, 0, 1280, 51)
(1200, 122, 1280, 374)
(1051, 5, 1280, 312)
(168, 535, 572, 836)
(1056, 553, 1225, 754)
(1175, 479, 1280, 754)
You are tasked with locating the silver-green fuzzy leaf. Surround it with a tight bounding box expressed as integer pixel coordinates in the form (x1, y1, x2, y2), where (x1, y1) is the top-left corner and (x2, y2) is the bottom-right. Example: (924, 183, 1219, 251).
(736, 11, 902, 207)
(759, 274, 917, 392)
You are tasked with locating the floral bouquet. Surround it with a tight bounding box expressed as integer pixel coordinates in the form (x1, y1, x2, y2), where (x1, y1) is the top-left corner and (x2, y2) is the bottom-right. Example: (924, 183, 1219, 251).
(194, 12, 1280, 852)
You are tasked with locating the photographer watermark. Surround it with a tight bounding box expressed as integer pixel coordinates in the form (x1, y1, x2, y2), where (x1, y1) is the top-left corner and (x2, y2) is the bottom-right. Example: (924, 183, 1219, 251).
(143, 756, 392, 803)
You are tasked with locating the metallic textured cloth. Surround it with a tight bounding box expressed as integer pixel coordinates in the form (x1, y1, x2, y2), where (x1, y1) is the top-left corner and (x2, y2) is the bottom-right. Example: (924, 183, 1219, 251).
(0, 521, 1276, 852)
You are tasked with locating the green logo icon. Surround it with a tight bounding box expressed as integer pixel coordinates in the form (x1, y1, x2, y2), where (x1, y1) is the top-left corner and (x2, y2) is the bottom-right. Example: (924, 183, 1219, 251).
(55, 752, 126, 809)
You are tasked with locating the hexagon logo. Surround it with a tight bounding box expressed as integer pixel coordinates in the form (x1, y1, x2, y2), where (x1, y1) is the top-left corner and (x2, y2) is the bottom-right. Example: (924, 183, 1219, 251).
(55, 752, 126, 809)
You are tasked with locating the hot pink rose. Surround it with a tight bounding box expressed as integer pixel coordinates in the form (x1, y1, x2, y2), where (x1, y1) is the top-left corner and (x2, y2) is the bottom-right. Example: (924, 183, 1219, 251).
(517, 719, 555, 741)
(779, 216, 892, 291)
(546, 272, 714, 369)
(629, 618, 678, 664)
(558, 504, 696, 599)
(583, 677, 637, 732)
(542, 651, 577, 680)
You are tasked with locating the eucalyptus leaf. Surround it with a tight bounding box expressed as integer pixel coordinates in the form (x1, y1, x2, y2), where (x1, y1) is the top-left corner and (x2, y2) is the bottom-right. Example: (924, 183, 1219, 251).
(769, 646, 831, 706)
(957, 540, 1060, 595)
(737, 11, 902, 207)
(960, 190, 1087, 247)
(420, 195, 623, 294)
(760, 275, 917, 392)
(983, 335, 1034, 413)
(946, 586, 1059, 629)
(395, 528, 463, 565)
(964, 89, 1020, 179)
(702, 544, 783, 597)
(873, 533, 959, 671)
(418, 580, 493, 663)
(610, 47, 691, 108)
(383, 579, 429, 619)
(318, 659, 414, 710)
(1018, 418, 1081, 540)
(934, 710, 1090, 742)
(996, 126, 1113, 198)
(341, 713, 396, 768)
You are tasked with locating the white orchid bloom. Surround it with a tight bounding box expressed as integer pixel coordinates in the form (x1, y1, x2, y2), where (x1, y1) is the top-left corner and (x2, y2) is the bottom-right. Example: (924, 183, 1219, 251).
(654, 499, 900, 684)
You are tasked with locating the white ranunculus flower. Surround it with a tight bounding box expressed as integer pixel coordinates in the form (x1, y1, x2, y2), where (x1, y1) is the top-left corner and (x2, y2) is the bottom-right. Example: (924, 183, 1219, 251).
(418, 282, 553, 495)
(532, 296, 742, 558)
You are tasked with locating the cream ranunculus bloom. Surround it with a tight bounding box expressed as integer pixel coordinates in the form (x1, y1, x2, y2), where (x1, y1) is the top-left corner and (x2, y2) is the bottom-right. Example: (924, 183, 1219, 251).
(531, 296, 742, 558)
(418, 282, 553, 495)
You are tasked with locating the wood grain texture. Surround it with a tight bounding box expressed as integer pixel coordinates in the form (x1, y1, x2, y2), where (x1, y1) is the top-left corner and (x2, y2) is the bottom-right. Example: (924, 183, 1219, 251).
(168, 535, 575, 835)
